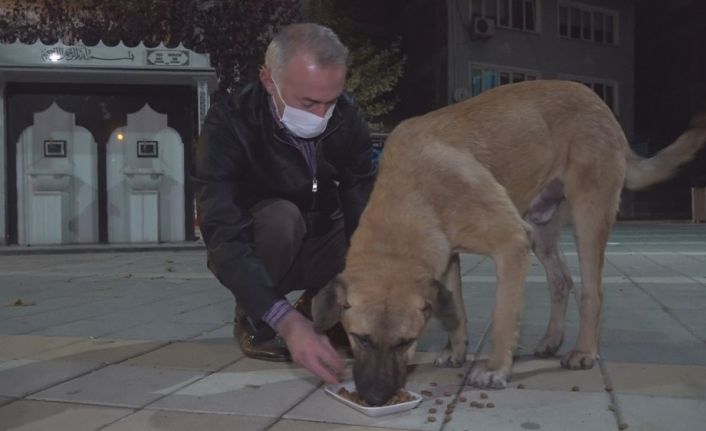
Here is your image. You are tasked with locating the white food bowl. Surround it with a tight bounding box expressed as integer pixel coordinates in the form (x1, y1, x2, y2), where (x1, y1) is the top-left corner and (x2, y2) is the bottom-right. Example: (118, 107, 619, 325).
(324, 381, 423, 417)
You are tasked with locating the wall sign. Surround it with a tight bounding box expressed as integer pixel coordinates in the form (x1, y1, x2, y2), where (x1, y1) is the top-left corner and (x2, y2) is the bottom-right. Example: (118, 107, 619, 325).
(146, 49, 190, 66)
(44, 140, 67, 157)
(137, 140, 159, 158)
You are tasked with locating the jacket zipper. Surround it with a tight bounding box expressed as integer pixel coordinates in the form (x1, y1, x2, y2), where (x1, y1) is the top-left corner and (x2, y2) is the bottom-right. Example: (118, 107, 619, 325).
(274, 121, 343, 211)
(309, 147, 318, 210)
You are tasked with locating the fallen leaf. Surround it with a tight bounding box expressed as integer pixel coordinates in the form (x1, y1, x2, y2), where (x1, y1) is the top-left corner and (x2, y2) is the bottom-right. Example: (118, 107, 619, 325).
(10, 298, 35, 307)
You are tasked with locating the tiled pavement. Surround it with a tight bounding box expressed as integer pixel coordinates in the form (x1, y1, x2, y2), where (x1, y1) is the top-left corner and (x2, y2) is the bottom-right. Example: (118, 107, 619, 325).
(1, 222, 705, 431)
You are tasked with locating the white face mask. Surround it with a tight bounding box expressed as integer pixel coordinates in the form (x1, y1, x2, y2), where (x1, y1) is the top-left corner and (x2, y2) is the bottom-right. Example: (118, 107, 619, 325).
(272, 79, 335, 139)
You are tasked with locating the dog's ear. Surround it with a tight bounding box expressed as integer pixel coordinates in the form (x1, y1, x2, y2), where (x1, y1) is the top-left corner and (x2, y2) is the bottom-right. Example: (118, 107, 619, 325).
(427, 279, 460, 331)
(312, 276, 348, 331)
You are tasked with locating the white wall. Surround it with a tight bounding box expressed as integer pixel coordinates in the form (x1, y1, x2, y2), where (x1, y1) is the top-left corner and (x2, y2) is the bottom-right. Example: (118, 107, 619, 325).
(0, 82, 5, 245)
(16, 103, 99, 245)
(107, 103, 184, 243)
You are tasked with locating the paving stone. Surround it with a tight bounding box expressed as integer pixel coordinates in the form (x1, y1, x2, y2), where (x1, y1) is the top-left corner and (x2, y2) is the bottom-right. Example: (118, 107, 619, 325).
(667, 308, 706, 341)
(0, 314, 85, 335)
(104, 321, 223, 341)
(270, 419, 409, 431)
(0, 358, 103, 397)
(124, 341, 242, 371)
(0, 400, 132, 431)
(599, 324, 706, 365)
(23, 300, 141, 323)
(165, 303, 233, 324)
(99, 294, 220, 324)
(444, 389, 615, 430)
(190, 323, 234, 341)
(30, 364, 206, 408)
(0, 335, 83, 359)
(505, 356, 606, 392)
(32, 338, 167, 364)
(605, 362, 706, 399)
(102, 410, 275, 431)
(0, 295, 99, 319)
(28, 318, 146, 338)
(616, 394, 706, 431)
(149, 358, 320, 417)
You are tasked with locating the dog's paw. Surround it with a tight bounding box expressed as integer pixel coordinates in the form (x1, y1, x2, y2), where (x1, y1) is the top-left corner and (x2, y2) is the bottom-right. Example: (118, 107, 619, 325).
(469, 366, 508, 389)
(433, 349, 465, 368)
(533, 335, 564, 358)
(560, 350, 596, 369)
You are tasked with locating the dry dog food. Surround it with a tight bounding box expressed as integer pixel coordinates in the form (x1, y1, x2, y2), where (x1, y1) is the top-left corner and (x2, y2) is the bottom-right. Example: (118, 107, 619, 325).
(486, 402, 495, 408)
(336, 387, 413, 407)
(421, 390, 433, 397)
(480, 392, 488, 399)
(571, 385, 580, 392)
(427, 416, 437, 422)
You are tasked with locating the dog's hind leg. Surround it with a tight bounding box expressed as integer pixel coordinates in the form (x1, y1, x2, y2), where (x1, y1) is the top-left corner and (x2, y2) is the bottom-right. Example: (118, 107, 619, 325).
(433, 253, 468, 367)
(529, 200, 573, 357)
(562, 180, 620, 369)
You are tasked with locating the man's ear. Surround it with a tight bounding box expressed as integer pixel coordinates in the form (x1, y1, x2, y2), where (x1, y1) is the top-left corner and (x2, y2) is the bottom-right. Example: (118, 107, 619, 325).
(312, 276, 348, 332)
(259, 66, 275, 96)
(427, 279, 459, 331)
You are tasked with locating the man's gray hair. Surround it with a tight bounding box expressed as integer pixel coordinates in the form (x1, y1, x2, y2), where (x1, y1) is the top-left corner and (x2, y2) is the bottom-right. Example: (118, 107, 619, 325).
(265, 23, 349, 80)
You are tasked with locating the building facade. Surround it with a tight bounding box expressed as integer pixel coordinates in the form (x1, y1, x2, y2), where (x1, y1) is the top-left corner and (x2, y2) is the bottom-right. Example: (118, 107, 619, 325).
(394, 0, 644, 215)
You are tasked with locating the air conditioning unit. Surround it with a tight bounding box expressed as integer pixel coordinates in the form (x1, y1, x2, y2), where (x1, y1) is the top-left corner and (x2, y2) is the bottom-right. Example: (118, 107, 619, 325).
(471, 17, 495, 39)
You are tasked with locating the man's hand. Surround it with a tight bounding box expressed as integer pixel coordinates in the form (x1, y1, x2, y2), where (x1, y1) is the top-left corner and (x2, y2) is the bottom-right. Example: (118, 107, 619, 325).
(277, 310, 345, 384)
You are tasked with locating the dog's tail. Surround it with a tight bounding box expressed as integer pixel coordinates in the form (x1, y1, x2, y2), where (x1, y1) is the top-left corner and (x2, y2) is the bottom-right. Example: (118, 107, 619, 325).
(624, 112, 706, 190)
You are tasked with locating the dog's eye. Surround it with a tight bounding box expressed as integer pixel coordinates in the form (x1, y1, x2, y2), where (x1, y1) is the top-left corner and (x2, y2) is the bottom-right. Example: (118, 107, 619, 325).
(395, 339, 415, 351)
(351, 333, 373, 350)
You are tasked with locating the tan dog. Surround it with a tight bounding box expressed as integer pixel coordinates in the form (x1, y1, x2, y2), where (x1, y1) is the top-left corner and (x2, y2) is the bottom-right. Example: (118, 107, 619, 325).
(313, 80, 706, 406)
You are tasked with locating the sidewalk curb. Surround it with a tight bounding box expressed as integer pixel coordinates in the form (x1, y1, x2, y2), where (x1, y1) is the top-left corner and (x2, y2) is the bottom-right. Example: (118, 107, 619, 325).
(0, 242, 205, 256)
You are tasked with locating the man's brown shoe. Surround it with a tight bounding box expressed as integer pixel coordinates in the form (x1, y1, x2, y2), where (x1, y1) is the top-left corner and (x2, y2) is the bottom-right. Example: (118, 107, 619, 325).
(234, 305, 291, 362)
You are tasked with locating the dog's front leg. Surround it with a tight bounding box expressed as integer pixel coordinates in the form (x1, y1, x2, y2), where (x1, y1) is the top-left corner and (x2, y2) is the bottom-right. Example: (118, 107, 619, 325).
(470, 232, 529, 389)
(433, 253, 468, 367)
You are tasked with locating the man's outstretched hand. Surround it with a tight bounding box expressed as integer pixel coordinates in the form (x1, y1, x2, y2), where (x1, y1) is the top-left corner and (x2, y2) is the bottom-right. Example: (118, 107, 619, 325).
(277, 310, 345, 384)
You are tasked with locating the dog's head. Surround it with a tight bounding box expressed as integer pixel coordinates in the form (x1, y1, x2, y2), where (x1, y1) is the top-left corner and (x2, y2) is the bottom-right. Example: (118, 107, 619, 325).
(312, 272, 456, 406)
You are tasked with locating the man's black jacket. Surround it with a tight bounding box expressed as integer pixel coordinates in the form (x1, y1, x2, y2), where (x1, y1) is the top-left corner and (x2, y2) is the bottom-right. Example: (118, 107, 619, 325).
(192, 81, 376, 321)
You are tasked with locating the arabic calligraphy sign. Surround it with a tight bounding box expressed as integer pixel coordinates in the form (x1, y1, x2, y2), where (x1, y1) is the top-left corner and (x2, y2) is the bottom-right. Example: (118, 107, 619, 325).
(41, 46, 136, 63)
(0, 41, 210, 70)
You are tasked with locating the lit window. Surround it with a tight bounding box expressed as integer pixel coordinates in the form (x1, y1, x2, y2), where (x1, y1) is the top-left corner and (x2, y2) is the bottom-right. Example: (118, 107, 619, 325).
(470, 64, 541, 96)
